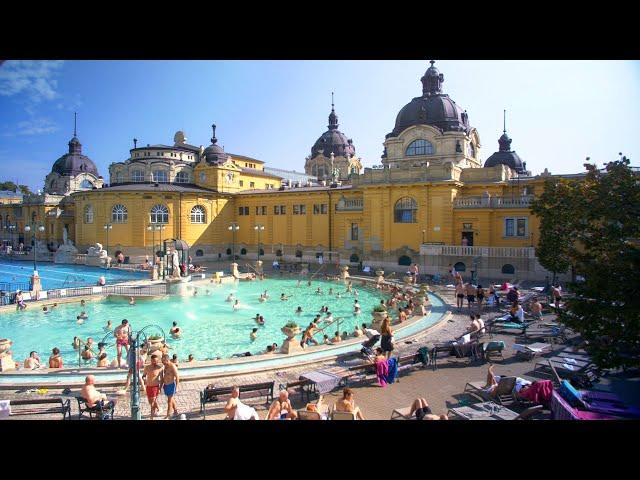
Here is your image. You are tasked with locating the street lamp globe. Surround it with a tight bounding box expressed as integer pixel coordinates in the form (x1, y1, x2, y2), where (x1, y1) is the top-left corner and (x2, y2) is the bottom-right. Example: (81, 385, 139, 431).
(24, 225, 31, 232)
(38, 226, 45, 233)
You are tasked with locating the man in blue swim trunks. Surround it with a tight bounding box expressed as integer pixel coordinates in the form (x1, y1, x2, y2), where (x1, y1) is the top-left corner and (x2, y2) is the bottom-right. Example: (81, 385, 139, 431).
(161, 354, 179, 419)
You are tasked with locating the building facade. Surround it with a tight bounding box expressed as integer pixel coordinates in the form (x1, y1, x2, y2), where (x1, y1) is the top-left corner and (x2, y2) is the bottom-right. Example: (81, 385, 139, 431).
(1, 61, 591, 281)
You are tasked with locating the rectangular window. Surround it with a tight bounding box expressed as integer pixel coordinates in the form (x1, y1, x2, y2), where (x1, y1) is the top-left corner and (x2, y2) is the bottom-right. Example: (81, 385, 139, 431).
(505, 217, 527, 237)
(313, 204, 320, 215)
(321, 204, 327, 214)
(274, 206, 279, 215)
(239, 180, 244, 187)
(351, 223, 358, 241)
(280, 205, 286, 215)
(293, 205, 299, 215)
(244, 206, 249, 215)
(239, 207, 244, 216)
(250, 182, 255, 188)
(300, 204, 306, 214)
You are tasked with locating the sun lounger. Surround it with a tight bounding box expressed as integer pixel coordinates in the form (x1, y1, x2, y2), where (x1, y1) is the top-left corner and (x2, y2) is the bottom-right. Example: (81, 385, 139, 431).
(464, 375, 517, 405)
(534, 356, 593, 378)
(330, 410, 357, 420)
(297, 409, 323, 420)
(390, 406, 414, 420)
(513, 342, 553, 361)
(513, 404, 546, 420)
(550, 390, 621, 420)
(489, 321, 533, 335)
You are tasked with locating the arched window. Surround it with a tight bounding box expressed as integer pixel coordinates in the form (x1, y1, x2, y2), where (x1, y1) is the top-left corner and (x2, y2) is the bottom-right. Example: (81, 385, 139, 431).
(296, 250, 303, 258)
(195, 249, 204, 257)
(31, 211, 37, 222)
(398, 255, 412, 266)
(175, 171, 189, 183)
(317, 166, 326, 178)
(276, 249, 283, 257)
(152, 170, 168, 183)
(190, 205, 206, 224)
(114, 173, 123, 184)
(501, 264, 515, 275)
(394, 197, 417, 223)
(312, 165, 318, 176)
(259, 248, 264, 256)
(112, 204, 128, 223)
(405, 139, 434, 156)
(132, 170, 144, 182)
(84, 205, 93, 224)
(80, 179, 94, 189)
(240, 248, 247, 255)
(150, 204, 169, 224)
(226, 248, 232, 255)
(454, 262, 466, 272)
(349, 254, 359, 263)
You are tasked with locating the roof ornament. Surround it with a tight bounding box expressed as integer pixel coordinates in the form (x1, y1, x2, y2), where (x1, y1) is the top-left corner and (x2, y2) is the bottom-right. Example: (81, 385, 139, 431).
(421, 60, 444, 96)
(211, 124, 218, 144)
(74, 112, 77, 137)
(328, 92, 339, 130)
(503, 109, 507, 134)
(133, 138, 138, 148)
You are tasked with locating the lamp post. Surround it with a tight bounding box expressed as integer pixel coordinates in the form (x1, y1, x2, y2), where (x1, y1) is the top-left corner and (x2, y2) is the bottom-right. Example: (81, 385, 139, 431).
(254, 224, 264, 263)
(228, 222, 239, 261)
(103, 223, 113, 268)
(8, 224, 16, 248)
(23, 223, 45, 273)
(127, 324, 165, 420)
(146, 224, 154, 266)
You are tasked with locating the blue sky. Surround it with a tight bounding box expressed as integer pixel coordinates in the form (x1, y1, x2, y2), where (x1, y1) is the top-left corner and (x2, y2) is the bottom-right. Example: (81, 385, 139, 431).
(1, 60, 639, 191)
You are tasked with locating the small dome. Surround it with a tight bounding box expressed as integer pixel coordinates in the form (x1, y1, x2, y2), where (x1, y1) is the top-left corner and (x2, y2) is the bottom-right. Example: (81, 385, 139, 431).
(387, 61, 471, 138)
(203, 124, 227, 164)
(310, 99, 356, 158)
(51, 135, 99, 176)
(484, 131, 525, 173)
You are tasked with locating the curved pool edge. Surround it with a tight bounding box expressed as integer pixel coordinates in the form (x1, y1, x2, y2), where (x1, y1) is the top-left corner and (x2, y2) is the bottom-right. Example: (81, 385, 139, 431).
(0, 281, 451, 389)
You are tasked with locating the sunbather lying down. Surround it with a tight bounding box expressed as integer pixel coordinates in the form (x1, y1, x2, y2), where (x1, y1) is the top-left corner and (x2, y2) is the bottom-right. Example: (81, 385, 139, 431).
(482, 364, 531, 397)
(408, 398, 448, 420)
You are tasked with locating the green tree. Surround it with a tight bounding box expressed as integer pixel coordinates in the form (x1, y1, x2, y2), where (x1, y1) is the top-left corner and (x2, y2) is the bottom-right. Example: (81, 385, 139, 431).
(533, 158, 640, 370)
(0, 181, 31, 195)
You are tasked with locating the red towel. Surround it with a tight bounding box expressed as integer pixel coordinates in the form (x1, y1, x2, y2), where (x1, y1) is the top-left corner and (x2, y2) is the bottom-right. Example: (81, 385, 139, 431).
(375, 359, 389, 387)
(519, 380, 554, 406)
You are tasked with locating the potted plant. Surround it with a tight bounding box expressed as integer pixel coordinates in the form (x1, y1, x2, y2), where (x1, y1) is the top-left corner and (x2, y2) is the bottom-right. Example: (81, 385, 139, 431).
(147, 335, 163, 352)
(281, 321, 301, 339)
(372, 304, 387, 323)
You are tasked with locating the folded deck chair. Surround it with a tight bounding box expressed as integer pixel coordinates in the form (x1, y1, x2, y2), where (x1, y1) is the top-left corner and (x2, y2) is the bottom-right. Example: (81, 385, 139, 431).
(464, 375, 517, 405)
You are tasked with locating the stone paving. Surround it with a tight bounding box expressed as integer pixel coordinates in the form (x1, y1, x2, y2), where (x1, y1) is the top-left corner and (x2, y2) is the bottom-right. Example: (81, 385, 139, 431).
(3, 283, 638, 420)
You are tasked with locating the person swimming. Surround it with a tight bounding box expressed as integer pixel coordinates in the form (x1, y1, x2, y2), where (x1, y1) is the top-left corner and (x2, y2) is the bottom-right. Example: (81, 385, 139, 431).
(257, 315, 265, 325)
(129, 296, 135, 306)
(104, 320, 113, 332)
(42, 306, 49, 314)
(226, 294, 235, 302)
(170, 321, 181, 338)
(233, 299, 240, 310)
(259, 293, 267, 302)
(316, 287, 323, 295)
(250, 328, 258, 341)
(280, 293, 289, 301)
(76, 315, 84, 325)
(295, 306, 303, 315)
(79, 311, 88, 319)
(72, 336, 81, 350)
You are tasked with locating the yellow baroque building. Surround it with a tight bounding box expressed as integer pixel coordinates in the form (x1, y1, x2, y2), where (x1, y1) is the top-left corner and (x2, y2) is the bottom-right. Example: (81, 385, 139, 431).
(1, 61, 582, 281)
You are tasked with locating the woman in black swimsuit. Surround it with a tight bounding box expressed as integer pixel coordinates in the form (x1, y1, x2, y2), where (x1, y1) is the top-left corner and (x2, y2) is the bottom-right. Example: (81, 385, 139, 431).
(380, 316, 394, 359)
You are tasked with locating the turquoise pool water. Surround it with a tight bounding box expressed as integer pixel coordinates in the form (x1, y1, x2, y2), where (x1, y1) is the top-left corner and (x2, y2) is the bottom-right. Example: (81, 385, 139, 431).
(0, 259, 148, 290)
(0, 278, 393, 366)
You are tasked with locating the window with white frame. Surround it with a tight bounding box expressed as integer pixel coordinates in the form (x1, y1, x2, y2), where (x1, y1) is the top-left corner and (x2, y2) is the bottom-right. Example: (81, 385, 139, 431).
(84, 204, 94, 224)
(132, 170, 144, 182)
(152, 170, 168, 183)
(150, 204, 169, 224)
(504, 217, 528, 237)
(405, 139, 434, 156)
(175, 171, 189, 183)
(190, 205, 206, 224)
(112, 204, 128, 223)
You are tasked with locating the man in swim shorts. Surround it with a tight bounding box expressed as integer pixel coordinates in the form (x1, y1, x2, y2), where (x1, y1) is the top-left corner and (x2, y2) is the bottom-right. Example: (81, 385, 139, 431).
(161, 354, 179, 419)
(114, 319, 131, 368)
(143, 354, 164, 419)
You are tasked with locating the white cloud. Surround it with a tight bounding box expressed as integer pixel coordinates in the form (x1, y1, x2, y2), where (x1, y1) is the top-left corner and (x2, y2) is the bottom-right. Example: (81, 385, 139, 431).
(13, 118, 58, 136)
(0, 60, 64, 102)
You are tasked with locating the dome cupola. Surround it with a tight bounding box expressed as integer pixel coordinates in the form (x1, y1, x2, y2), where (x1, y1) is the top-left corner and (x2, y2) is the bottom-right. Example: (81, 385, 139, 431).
(387, 60, 471, 138)
(484, 111, 525, 173)
(203, 123, 228, 164)
(310, 93, 356, 159)
(51, 113, 99, 177)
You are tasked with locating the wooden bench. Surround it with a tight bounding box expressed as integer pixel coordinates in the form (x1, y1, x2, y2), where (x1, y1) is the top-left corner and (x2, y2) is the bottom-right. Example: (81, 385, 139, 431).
(200, 381, 275, 419)
(7, 398, 71, 419)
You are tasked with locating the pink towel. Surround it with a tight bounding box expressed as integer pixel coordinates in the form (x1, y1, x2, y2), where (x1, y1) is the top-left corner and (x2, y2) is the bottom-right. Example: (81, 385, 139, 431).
(519, 380, 554, 406)
(375, 359, 389, 387)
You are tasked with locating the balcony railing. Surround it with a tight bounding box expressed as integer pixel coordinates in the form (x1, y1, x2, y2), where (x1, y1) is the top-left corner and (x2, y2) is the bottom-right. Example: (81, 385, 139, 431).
(454, 195, 534, 209)
(420, 244, 536, 258)
(335, 198, 364, 212)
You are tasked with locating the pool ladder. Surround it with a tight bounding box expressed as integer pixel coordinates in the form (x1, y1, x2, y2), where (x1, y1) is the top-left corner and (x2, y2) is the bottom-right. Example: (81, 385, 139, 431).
(62, 274, 86, 288)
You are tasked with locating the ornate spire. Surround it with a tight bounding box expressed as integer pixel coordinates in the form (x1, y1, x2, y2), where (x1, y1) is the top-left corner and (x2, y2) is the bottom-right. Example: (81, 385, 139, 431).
(68, 112, 81, 154)
(211, 124, 218, 144)
(328, 92, 339, 130)
(498, 109, 512, 152)
(421, 60, 444, 96)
